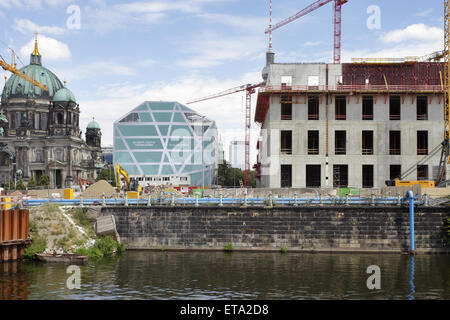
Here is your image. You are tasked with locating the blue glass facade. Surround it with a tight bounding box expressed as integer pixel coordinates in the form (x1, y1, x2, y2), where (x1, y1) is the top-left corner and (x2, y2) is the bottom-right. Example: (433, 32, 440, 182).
(113, 101, 217, 186)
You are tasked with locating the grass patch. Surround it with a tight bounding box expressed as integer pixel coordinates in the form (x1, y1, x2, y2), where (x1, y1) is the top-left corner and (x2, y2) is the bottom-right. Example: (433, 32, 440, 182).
(23, 237, 47, 259)
(224, 243, 234, 252)
(70, 208, 94, 236)
(75, 236, 125, 259)
(50, 223, 64, 235)
(280, 246, 287, 254)
(41, 203, 61, 215)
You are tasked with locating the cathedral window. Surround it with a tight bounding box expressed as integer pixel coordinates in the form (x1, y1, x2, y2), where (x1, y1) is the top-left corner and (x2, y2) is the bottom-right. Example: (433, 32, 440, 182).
(34, 113, 40, 130)
(57, 113, 64, 124)
(56, 150, 64, 162)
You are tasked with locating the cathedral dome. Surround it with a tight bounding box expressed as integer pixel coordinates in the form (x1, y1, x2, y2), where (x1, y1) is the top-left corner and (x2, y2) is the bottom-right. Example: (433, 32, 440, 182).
(1, 37, 64, 101)
(53, 87, 76, 103)
(87, 118, 100, 130)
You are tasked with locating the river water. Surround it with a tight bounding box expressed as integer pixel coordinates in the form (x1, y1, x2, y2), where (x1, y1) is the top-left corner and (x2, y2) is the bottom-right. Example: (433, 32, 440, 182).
(0, 251, 449, 300)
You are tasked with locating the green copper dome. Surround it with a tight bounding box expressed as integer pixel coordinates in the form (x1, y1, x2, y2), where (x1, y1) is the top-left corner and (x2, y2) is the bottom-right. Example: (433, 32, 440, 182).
(1, 41, 64, 101)
(54, 87, 76, 103)
(87, 118, 100, 130)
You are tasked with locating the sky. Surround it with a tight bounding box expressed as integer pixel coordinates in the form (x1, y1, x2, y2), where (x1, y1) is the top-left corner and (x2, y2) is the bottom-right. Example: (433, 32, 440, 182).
(0, 0, 445, 166)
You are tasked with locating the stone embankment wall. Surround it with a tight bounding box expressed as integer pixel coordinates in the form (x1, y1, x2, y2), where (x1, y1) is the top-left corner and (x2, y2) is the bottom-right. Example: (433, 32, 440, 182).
(101, 206, 450, 253)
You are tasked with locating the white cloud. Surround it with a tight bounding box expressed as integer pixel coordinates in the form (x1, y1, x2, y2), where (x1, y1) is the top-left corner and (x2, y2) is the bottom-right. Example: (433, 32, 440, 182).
(197, 13, 267, 31)
(13, 18, 66, 35)
(178, 33, 266, 68)
(380, 23, 442, 44)
(414, 8, 433, 17)
(0, 0, 73, 8)
(84, 0, 226, 33)
(19, 35, 71, 61)
(116, 1, 203, 14)
(79, 71, 263, 165)
(341, 23, 443, 62)
(55, 61, 135, 81)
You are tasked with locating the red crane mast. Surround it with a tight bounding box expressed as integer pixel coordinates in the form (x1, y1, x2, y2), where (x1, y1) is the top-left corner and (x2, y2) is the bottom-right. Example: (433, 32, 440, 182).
(265, 0, 348, 63)
(187, 82, 264, 187)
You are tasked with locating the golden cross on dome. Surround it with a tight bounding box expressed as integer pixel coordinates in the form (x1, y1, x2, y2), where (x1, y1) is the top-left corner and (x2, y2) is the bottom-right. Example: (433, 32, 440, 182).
(32, 32, 40, 56)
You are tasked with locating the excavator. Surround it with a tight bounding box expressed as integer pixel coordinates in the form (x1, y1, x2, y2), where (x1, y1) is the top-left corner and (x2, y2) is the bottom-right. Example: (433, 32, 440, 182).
(115, 164, 140, 193)
(78, 178, 91, 189)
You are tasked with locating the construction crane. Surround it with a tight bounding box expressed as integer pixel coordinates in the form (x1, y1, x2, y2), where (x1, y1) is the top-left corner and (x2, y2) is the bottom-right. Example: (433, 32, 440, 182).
(265, 0, 348, 63)
(0, 49, 49, 92)
(439, 0, 450, 185)
(187, 82, 265, 187)
(385, 1, 450, 187)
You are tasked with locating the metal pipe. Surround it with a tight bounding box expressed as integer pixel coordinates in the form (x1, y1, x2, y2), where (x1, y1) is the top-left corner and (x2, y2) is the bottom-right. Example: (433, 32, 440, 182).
(407, 190, 415, 253)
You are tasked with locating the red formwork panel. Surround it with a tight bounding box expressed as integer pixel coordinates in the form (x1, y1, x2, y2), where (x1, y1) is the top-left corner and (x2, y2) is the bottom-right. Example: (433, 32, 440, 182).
(342, 62, 444, 86)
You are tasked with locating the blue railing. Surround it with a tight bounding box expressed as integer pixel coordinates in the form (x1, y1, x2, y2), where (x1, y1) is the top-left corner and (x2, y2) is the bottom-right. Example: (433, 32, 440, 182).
(24, 196, 425, 207)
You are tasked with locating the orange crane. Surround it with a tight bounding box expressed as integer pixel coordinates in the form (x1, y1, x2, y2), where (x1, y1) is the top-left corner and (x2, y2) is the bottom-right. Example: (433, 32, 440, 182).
(0, 42, 48, 92)
(187, 82, 265, 187)
(438, 0, 450, 184)
(265, 0, 348, 63)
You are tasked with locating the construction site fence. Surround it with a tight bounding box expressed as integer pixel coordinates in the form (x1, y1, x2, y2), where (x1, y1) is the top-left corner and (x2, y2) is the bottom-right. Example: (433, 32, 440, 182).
(23, 196, 427, 207)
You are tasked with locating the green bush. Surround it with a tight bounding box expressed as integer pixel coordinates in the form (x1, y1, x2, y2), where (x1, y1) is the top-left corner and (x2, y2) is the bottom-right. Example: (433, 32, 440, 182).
(27, 177, 37, 189)
(224, 243, 234, 252)
(5, 177, 14, 190)
(281, 246, 287, 254)
(23, 237, 47, 259)
(75, 236, 125, 259)
(94, 236, 117, 256)
(38, 174, 50, 187)
(74, 247, 89, 256)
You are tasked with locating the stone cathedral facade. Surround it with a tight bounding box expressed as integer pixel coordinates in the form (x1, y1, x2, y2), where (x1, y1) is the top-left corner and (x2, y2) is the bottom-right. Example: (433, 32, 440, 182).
(0, 37, 102, 188)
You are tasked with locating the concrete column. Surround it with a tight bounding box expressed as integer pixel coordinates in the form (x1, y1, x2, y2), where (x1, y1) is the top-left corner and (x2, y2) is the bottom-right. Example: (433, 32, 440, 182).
(171, 194, 175, 206)
(219, 192, 223, 207)
(147, 194, 152, 207)
(293, 192, 298, 207)
(124, 193, 128, 206)
(102, 193, 105, 207)
(80, 196, 83, 208)
(195, 194, 199, 207)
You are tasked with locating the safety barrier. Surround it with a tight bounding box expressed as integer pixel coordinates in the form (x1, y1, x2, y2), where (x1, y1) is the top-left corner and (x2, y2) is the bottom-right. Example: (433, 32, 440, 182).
(23, 195, 425, 207)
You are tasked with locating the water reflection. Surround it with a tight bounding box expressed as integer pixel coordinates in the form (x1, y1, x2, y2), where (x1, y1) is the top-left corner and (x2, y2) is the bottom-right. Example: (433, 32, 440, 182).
(408, 256, 415, 300)
(0, 252, 449, 300)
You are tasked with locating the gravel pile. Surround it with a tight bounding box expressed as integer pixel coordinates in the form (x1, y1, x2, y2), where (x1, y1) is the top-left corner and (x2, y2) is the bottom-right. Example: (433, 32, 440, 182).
(81, 180, 117, 199)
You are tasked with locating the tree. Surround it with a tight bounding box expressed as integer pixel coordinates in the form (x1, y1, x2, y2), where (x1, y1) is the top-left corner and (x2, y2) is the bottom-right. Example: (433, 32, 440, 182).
(5, 177, 14, 190)
(16, 178, 26, 190)
(217, 160, 256, 188)
(38, 174, 50, 187)
(27, 176, 37, 189)
(95, 167, 116, 187)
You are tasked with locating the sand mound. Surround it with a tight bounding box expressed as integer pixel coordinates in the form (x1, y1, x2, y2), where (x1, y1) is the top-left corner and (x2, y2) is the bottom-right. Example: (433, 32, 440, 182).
(82, 180, 116, 199)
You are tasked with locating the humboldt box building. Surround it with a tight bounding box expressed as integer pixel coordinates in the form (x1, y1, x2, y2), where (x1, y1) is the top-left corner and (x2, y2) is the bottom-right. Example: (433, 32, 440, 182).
(254, 51, 445, 189)
(113, 101, 218, 187)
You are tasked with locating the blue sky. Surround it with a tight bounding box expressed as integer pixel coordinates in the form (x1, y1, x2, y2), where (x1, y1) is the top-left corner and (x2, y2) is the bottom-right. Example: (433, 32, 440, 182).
(0, 0, 444, 164)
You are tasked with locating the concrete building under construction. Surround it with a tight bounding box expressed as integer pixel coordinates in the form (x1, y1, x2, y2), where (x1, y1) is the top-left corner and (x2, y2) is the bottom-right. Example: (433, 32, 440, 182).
(254, 51, 445, 189)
